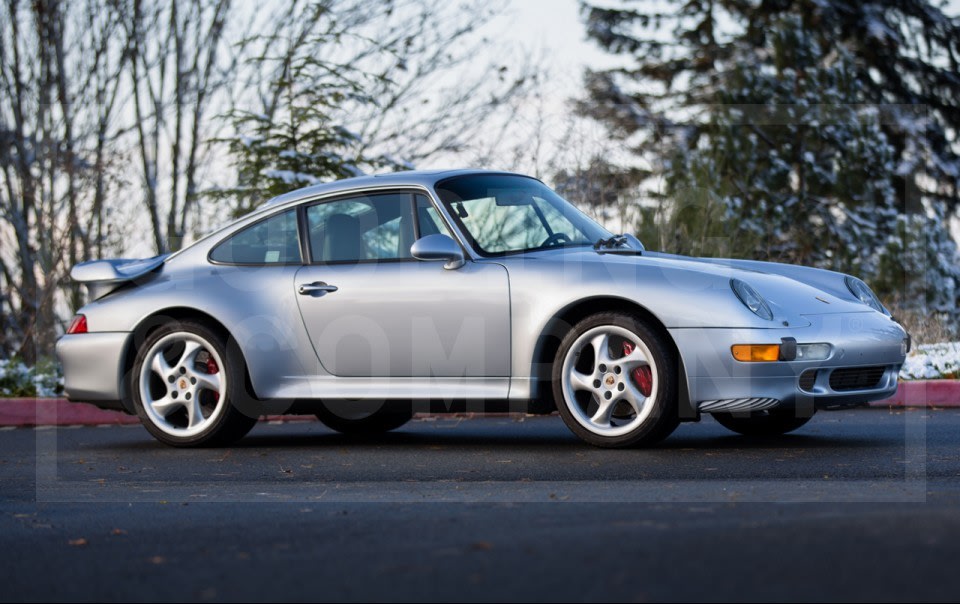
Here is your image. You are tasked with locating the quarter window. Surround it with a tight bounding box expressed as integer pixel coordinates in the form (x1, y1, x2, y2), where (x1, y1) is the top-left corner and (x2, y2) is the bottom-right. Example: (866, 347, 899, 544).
(210, 209, 300, 264)
(415, 194, 452, 238)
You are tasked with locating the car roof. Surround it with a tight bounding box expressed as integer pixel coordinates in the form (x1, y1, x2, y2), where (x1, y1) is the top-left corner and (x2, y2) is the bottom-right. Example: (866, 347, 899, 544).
(166, 169, 536, 264)
(260, 168, 533, 208)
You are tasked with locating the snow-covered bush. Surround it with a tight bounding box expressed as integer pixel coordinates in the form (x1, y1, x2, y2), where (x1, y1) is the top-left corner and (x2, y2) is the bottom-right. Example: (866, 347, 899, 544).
(0, 357, 63, 398)
(900, 343, 960, 380)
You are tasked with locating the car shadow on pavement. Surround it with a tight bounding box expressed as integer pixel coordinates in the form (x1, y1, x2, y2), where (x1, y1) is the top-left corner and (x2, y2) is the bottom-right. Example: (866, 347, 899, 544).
(659, 433, 888, 450)
(234, 430, 581, 449)
(227, 428, 889, 452)
(86, 417, 898, 452)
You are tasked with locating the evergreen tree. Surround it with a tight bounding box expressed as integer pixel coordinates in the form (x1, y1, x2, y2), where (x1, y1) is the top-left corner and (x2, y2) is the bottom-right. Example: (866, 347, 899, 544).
(212, 7, 408, 217)
(578, 0, 960, 317)
(580, 0, 960, 211)
(215, 63, 405, 217)
(665, 17, 901, 271)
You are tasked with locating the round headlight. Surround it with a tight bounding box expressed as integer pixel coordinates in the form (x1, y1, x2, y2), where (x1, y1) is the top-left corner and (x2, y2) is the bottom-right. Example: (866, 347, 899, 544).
(844, 276, 886, 314)
(730, 279, 773, 320)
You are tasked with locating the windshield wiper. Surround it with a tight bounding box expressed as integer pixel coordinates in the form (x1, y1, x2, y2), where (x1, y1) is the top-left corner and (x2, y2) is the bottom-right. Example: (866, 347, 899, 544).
(593, 234, 644, 255)
(594, 235, 627, 250)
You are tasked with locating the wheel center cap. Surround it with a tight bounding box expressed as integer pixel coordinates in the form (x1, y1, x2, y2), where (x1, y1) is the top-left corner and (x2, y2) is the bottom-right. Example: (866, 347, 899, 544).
(603, 373, 616, 388)
(178, 378, 188, 390)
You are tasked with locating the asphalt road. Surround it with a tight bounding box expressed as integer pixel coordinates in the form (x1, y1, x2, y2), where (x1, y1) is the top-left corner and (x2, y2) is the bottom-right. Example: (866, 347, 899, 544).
(2, 409, 959, 602)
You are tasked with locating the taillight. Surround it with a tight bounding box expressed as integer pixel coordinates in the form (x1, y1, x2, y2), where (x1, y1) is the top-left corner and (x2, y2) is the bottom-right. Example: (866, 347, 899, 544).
(66, 314, 88, 335)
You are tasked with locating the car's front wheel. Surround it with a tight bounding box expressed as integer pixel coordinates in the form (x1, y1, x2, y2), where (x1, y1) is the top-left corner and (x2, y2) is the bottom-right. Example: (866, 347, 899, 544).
(131, 321, 258, 447)
(314, 400, 413, 434)
(552, 312, 679, 448)
(712, 408, 814, 436)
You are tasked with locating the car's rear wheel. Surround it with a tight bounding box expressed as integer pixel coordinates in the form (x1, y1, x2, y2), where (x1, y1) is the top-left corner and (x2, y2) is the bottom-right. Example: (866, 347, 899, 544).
(552, 312, 679, 448)
(314, 400, 413, 434)
(131, 321, 257, 447)
(712, 408, 814, 436)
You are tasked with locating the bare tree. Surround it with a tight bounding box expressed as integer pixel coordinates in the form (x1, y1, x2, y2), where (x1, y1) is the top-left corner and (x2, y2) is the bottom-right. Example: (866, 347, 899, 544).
(0, 0, 542, 364)
(0, 0, 131, 361)
(119, 0, 233, 253)
(214, 0, 536, 206)
(343, 0, 533, 167)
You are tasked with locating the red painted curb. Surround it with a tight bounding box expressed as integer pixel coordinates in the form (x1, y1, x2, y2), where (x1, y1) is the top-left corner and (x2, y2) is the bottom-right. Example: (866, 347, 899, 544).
(0, 398, 138, 426)
(0, 381, 957, 426)
(868, 380, 960, 408)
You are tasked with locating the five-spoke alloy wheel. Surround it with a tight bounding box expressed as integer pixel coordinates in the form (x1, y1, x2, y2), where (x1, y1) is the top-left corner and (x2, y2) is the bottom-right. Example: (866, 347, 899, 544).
(553, 312, 679, 448)
(132, 321, 257, 447)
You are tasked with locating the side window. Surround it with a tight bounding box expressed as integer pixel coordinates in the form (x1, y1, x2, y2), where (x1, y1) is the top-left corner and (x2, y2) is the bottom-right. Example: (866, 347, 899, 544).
(307, 193, 416, 263)
(415, 194, 453, 238)
(210, 209, 300, 264)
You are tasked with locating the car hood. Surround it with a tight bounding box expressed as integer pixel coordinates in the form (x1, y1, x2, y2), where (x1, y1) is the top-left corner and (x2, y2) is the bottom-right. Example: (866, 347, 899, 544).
(516, 247, 873, 317)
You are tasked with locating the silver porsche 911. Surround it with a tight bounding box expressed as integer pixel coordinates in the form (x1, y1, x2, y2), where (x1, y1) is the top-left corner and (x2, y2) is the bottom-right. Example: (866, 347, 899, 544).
(56, 170, 908, 447)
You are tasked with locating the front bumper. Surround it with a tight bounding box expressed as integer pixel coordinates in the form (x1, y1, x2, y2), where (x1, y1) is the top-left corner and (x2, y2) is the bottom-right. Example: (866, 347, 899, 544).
(669, 311, 907, 413)
(55, 332, 131, 411)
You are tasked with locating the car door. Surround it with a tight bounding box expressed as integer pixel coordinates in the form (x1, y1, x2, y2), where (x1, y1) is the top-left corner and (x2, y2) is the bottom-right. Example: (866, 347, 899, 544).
(294, 191, 511, 378)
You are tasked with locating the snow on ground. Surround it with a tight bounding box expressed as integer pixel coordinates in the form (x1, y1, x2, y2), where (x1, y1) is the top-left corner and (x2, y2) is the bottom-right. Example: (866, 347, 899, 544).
(900, 342, 960, 380)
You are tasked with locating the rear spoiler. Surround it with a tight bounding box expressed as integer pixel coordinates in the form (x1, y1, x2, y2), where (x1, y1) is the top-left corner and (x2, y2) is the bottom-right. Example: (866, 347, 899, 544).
(70, 254, 169, 300)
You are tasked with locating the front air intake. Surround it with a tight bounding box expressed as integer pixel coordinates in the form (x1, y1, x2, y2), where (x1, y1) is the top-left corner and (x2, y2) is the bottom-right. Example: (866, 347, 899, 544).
(828, 366, 886, 391)
(798, 370, 818, 391)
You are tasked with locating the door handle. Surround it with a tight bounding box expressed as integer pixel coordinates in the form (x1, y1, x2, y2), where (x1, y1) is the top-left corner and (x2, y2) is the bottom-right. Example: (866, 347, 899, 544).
(298, 281, 339, 295)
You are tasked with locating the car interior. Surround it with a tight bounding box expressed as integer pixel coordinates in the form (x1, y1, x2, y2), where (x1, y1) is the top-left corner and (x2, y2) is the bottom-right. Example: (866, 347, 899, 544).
(308, 194, 445, 264)
(212, 194, 448, 265)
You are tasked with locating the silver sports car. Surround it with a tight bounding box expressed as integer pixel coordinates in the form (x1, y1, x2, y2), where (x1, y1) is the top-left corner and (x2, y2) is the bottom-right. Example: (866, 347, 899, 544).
(56, 170, 908, 447)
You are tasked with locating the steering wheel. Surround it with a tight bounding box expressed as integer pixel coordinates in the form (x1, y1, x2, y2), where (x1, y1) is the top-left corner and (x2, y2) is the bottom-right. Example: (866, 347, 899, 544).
(541, 232, 572, 248)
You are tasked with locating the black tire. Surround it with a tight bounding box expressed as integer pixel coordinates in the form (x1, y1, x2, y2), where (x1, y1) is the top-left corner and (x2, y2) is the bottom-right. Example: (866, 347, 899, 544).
(712, 408, 814, 436)
(552, 311, 679, 448)
(130, 320, 258, 447)
(314, 400, 413, 435)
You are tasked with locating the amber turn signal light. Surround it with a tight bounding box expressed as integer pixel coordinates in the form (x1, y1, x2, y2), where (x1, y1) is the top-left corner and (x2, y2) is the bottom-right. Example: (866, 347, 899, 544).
(731, 344, 780, 362)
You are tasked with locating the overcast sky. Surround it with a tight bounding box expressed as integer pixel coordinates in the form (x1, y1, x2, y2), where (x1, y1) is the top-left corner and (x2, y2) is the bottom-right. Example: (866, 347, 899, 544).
(500, 0, 611, 74)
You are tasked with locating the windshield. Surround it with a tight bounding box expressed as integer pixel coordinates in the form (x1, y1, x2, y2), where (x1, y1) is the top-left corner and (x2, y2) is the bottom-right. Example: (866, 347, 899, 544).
(434, 174, 612, 257)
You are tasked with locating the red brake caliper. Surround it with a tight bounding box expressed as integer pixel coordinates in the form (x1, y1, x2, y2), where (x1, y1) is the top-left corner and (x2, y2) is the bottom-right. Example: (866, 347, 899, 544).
(205, 356, 220, 402)
(622, 341, 653, 397)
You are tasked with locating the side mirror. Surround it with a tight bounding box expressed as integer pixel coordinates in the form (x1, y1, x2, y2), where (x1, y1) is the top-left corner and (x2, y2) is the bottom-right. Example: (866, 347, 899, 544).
(411, 234, 466, 270)
(623, 233, 645, 253)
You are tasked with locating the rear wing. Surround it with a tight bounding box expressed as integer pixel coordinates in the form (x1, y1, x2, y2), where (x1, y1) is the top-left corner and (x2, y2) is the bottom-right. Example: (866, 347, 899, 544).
(70, 254, 169, 299)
